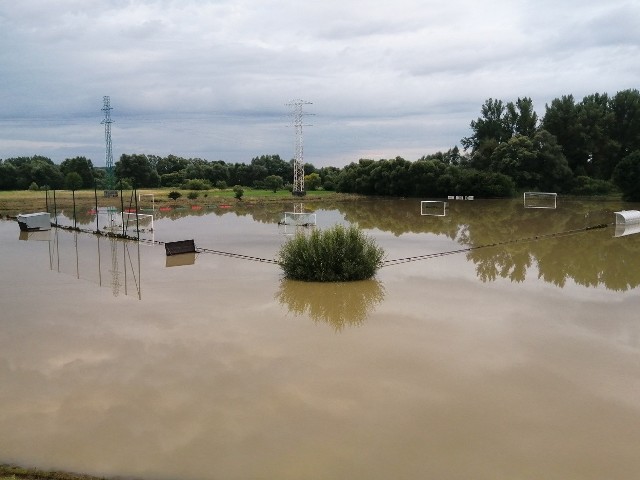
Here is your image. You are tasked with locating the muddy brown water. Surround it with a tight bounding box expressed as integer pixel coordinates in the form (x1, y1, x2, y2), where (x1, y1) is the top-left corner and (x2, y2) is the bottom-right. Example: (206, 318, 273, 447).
(1, 198, 639, 480)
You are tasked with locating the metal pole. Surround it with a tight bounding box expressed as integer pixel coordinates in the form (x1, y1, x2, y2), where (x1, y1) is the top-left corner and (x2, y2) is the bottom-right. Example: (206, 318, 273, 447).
(120, 186, 125, 236)
(72, 189, 77, 229)
(94, 182, 99, 233)
(53, 190, 58, 227)
(134, 187, 140, 241)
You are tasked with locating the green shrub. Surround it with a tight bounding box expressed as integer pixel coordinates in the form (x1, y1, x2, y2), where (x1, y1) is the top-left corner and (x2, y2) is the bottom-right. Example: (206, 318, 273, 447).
(28, 181, 39, 191)
(187, 191, 199, 199)
(570, 176, 615, 196)
(168, 190, 182, 201)
(233, 185, 244, 200)
(278, 224, 385, 282)
(181, 178, 211, 190)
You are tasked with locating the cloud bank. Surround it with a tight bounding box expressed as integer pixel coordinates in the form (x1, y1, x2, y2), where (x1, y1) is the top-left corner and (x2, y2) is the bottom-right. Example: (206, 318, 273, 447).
(1, 0, 638, 167)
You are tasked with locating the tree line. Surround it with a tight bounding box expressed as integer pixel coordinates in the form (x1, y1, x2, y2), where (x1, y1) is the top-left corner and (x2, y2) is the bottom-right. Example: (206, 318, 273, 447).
(1, 89, 639, 200)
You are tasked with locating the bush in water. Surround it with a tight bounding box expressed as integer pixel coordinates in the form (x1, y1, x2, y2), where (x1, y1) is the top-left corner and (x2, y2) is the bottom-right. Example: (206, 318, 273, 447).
(278, 224, 385, 282)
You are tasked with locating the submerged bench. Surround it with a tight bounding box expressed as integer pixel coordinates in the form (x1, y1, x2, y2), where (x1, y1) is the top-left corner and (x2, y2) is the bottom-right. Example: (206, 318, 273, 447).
(165, 239, 196, 256)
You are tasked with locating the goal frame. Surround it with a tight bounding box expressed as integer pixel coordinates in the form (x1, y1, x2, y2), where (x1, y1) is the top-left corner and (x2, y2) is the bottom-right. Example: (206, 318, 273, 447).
(121, 212, 154, 233)
(281, 212, 317, 226)
(523, 192, 557, 209)
(138, 193, 155, 211)
(420, 200, 447, 217)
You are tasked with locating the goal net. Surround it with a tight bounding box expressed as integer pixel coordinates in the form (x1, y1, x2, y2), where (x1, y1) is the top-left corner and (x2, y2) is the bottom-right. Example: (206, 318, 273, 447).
(523, 192, 557, 209)
(99, 211, 154, 233)
(280, 212, 317, 226)
(138, 193, 155, 211)
(122, 212, 154, 233)
(421, 200, 447, 216)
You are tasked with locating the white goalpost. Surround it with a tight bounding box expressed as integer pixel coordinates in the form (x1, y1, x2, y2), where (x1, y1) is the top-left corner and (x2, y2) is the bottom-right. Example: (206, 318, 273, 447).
(523, 192, 557, 209)
(280, 212, 317, 226)
(138, 193, 155, 211)
(99, 210, 154, 234)
(421, 200, 447, 217)
(122, 212, 154, 233)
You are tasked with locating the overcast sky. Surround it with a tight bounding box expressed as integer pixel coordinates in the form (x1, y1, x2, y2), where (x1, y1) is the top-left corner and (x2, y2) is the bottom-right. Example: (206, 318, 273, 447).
(1, 0, 638, 168)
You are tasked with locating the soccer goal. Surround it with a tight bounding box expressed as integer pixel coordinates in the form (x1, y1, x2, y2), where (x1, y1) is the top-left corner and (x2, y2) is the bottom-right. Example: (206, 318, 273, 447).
(523, 192, 557, 209)
(122, 212, 154, 233)
(138, 193, 155, 211)
(421, 200, 447, 217)
(280, 211, 317, 226)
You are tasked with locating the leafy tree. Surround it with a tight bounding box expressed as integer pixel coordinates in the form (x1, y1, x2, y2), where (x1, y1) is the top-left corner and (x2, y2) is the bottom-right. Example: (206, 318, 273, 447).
(578, 93, 617, 179)
(65, 172, 83, 191)
(233, 185, 244, 200)
(115, 154, 159, 188)
(489, 130, 571, 191)
(251, 154, 291, 179)
(461, 98, 511, 152)
(504, 97, 538, 137)
(541, 94, 586, 175)
(168, 191, 182, 201)
(4, 156, 64, 189)
(264, 175, 284, 193)
(60, 156, 94, 188)
(304, 172, 322, 191)
(0, 161, 18, 190)
(208, 163, 230, 184)
(160, 171, 186, 187)
(420, 146, 464, 165)
(156, 154, 189, 175)
(570, 176, 615, 196)
(318, 166, 341, 190)
(610, 89, 640, 165)
(612, 150, 640, 201)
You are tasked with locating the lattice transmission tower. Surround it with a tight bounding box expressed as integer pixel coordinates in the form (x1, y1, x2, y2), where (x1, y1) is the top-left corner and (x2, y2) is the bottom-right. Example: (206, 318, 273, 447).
(101, 96, 116, 196)
(287, 100, 312, 196)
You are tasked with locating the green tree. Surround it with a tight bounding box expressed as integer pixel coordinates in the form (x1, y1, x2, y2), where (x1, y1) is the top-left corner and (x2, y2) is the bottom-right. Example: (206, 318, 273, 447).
(504, 97, 539, 137)
(264, 175, 284, 192)
(65, 172, 84, 191)
(578, 93, 617, 179)
(489, 130, 571, 191)
(5, 156, 64, 190)
(542, 94, 586, 175)
(115, 154, 159, 188)
(610, 89, 640, 165)
(155, 154, 189, 175)
(304, 172, 322, 191)
(461, 98, 511, 152)
(60, 156, 95, 188)
(0, 161, 18, 190)
(251, 154, 291, 179)
(612, 151, 640, 201)
(233, 185, 244, 200)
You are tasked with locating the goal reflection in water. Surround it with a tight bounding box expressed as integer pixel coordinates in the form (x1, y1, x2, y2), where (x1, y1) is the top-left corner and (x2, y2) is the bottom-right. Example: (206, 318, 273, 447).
(30, 227, 144, 299)
(275, 279, 385, 331)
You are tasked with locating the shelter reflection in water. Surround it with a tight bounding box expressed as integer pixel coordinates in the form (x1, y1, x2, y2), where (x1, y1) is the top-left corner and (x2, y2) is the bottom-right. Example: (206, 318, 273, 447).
(24, 227, 144, 299)
(276, 279, 385, 331)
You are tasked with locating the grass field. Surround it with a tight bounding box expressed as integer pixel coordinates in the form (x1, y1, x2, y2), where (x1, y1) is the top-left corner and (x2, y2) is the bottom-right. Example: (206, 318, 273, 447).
(0, 188, 348, 215)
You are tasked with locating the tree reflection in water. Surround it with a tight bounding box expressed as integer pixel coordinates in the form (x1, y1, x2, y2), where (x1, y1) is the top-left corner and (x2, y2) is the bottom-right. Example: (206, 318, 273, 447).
(275, 279, 385, 331)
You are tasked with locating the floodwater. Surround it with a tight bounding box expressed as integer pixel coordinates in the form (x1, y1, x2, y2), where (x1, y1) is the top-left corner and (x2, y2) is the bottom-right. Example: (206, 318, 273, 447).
(1, 198, 639, 480)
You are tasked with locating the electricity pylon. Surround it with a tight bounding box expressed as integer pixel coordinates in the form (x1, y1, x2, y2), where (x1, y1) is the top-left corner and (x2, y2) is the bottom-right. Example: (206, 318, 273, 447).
(287, 100, 312, 196)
